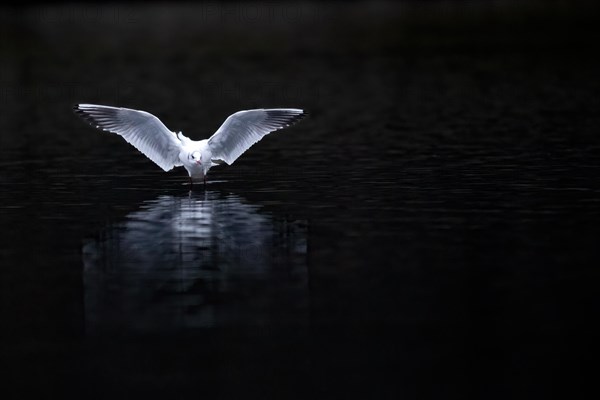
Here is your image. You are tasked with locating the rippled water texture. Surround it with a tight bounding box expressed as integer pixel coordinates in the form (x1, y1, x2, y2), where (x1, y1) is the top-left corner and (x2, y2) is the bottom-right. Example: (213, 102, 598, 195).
(2, 2, 600, 399)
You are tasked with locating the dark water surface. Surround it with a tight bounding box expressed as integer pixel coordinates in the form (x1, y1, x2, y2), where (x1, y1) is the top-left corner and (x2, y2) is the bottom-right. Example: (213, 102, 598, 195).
(2, 2, 600, 399)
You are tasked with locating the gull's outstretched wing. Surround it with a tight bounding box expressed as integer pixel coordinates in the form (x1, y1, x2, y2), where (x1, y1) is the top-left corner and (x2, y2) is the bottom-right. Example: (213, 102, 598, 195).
(207, 109, 305, 165)
(74, 104, 183, 171)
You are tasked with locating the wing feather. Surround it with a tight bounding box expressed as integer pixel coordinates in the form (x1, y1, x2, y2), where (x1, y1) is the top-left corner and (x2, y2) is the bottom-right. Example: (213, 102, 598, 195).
(207, 109, 305, 165)
(74, 104, 182, 171)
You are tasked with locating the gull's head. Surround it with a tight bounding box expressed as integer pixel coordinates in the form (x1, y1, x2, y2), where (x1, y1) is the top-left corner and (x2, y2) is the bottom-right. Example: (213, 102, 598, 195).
(190, 151, 202, 164)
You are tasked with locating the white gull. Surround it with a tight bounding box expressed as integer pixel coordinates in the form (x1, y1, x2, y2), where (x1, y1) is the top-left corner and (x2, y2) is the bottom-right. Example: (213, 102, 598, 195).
(74, 104, 306, 184)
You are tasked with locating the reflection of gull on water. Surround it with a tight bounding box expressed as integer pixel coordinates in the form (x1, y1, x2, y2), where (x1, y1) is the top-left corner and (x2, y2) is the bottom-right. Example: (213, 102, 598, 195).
(82, 191, 308, 334)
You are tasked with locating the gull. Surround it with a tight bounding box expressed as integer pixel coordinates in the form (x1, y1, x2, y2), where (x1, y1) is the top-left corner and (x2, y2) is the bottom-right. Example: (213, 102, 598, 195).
(73, 104, 306, 185)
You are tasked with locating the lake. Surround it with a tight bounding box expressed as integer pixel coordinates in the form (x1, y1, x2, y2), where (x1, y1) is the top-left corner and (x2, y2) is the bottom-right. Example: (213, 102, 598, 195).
(1, 2, 599, 399)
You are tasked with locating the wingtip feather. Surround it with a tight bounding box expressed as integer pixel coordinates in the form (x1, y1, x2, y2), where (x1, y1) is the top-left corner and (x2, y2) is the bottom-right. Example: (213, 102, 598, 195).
(265, 108, 307, 128)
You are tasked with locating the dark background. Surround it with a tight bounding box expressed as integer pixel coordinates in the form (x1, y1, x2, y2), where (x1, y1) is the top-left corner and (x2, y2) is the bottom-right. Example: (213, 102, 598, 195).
(1, 1, 600, 399)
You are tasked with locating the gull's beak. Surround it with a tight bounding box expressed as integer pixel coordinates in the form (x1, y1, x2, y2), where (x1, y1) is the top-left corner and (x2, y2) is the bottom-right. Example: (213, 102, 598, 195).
(196, 161, 201, 165)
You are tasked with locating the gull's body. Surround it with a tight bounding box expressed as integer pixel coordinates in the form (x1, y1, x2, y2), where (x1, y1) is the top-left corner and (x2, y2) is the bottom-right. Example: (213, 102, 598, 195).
(178, 137, 212, 181)
(74, 104, 305, 184)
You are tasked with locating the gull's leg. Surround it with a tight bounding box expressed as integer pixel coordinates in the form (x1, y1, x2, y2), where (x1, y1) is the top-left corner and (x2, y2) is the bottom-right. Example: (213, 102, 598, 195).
(189, 176, 193, 188)
(203, 175, 206, 186)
